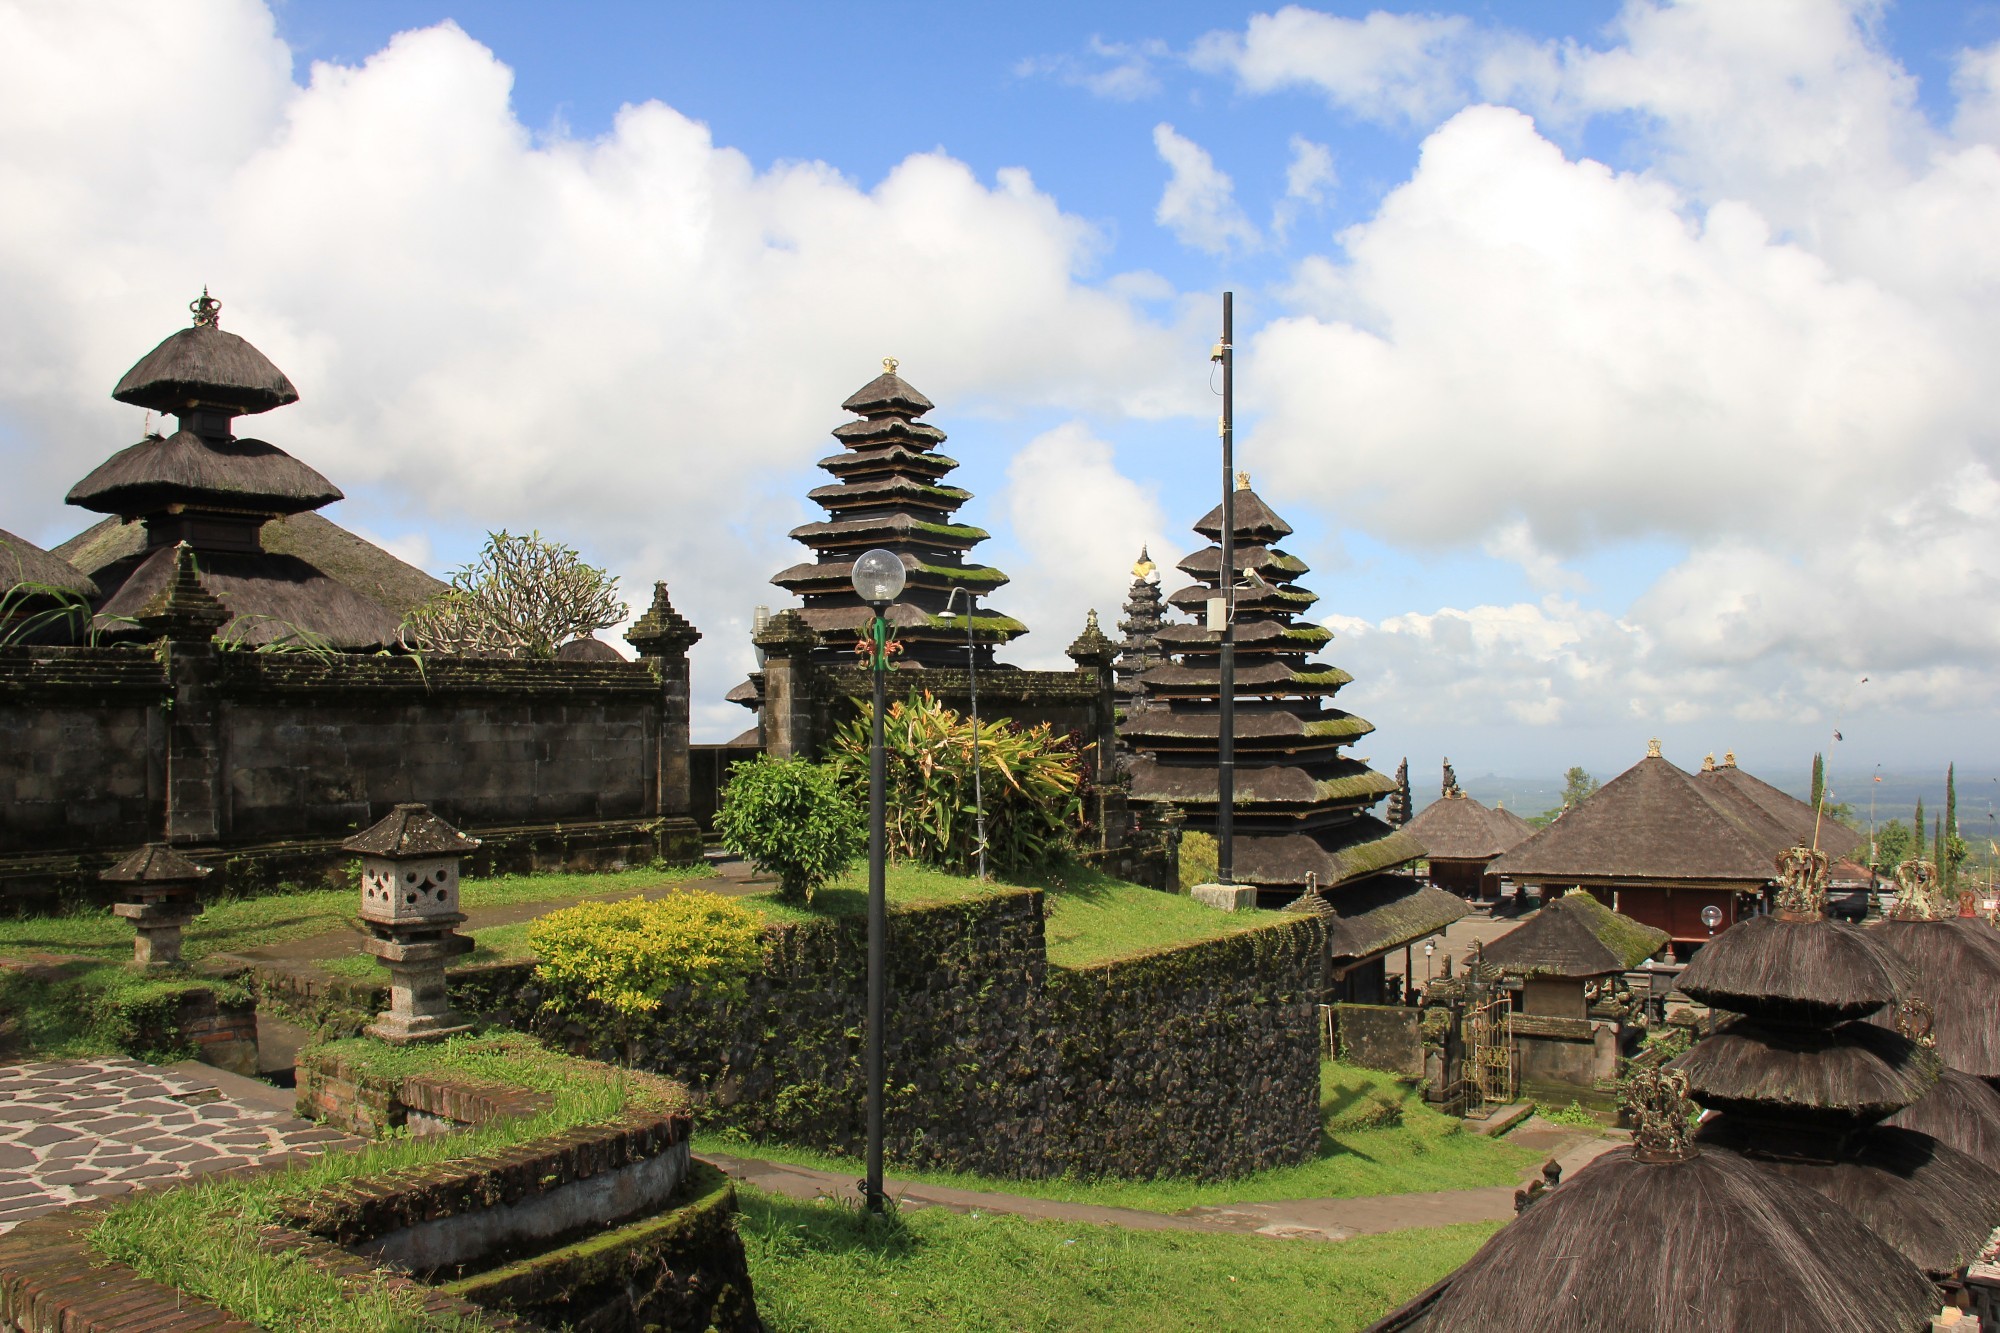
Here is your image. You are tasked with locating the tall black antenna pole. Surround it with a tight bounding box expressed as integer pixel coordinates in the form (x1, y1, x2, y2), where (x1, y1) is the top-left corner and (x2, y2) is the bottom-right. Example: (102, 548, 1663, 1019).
(1218, 292, 1236, 885)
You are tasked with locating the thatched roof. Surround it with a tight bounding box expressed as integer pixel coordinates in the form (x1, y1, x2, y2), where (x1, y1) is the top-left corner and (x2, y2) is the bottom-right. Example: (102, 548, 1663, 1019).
(0, 527, 96, 597)
(1869, 918, 2000, 1079)
(1192, 486, 1293, 542)
(56, 514, 445, 623)
(1125, 754, 1396, 806)
(1695, 1117, 2000, 1278)
(91, 544, 405, 649)
(1405, 792, 1535, 862)
(1674, 1018, 1938, 1123)
(1884, 1067, 2000, 1173)
(67, 430, 342, 517)
(1397, 1144, 1937, 1333)
(841, 366, 935, 416)
(112, 316, 300, 416)
(1292, 874, 1469, 959)
(1488, 754, 1778, 883)
(1697, 763, 1865, 862)
(1481, 890, 1668, 978)
(1678, 915, 1911, 1022)
(343, 803, 481, 857)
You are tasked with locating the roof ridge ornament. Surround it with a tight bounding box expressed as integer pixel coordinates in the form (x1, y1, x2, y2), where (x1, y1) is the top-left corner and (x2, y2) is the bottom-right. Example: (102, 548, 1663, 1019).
(1625, 1066, 1698, 1163)
(1236, 470, 1251, 491)
(190, 287, 220, 328)
(1442, 758, 1463, 800)
(1888, 858, 1942, 921)
(1774, 840, 1830, 918)
(883, 356, 898, 374)
(1701, 752, 1716, 772)
(1723, 750, 1737, 768)
(1647, 737, 1663, 758)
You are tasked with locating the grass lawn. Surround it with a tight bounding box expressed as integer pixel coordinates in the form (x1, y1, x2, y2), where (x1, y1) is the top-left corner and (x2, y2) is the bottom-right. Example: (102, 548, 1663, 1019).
(701, 1062, 1538, 1214)
(89, 1034, 669, 1333)
(739, 1185, 1496, 1333)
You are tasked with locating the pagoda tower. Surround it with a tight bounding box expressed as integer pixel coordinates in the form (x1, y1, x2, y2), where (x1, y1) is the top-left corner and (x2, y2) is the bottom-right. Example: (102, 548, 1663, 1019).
(1112, 546, 1165, 712)
(1118, 475, 1424, 906)
(767, 361, 1023, 667)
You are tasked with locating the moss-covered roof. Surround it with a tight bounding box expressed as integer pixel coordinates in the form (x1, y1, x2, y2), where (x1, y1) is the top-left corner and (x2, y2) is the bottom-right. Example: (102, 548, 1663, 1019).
(1481, 888, 1669, 978)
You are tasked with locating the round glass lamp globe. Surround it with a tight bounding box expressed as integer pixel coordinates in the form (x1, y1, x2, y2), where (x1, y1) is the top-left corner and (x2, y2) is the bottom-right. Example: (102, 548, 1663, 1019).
(851, 549, 907, 605)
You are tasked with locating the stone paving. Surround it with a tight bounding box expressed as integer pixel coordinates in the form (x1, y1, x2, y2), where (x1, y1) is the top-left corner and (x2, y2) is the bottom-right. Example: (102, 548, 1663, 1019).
(0, 1057, 361, 1234)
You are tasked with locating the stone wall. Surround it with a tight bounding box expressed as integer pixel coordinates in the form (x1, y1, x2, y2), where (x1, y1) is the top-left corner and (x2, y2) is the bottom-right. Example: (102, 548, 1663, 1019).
(1330, 1002, 1425, 1078)
(0, 646, 702, 907)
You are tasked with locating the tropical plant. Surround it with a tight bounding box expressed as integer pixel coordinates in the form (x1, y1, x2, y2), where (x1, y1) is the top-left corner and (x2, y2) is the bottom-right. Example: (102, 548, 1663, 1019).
(398, 529, 624, 659)
(715, 756, 865, 903)
(825, 690, 1085, 875)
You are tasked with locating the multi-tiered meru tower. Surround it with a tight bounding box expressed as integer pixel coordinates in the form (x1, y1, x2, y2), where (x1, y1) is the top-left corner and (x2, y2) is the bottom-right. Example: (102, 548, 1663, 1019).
(1113, 546, 1166, 713)
(1118, 477, 1425, 908)
(768, 361, 1024, 667)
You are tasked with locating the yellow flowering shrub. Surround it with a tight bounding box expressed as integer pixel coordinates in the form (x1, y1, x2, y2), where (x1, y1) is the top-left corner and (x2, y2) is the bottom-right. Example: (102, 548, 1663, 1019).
(528, 891, 767, 1020)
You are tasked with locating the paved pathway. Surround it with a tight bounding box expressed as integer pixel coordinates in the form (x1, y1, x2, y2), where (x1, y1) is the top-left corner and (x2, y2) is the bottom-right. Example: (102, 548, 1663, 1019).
(703, 1125, 1623, 1242)
(0, 1057, 362, 1234)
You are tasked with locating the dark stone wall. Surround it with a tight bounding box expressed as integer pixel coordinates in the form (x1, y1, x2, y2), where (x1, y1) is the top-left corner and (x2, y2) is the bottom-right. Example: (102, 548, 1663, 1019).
(1331, 1002, 1425, 1078)
(0, 647, 162, 855)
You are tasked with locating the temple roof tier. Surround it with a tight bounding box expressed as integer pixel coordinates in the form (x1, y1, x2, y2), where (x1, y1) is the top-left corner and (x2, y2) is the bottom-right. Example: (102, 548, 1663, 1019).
(805, 476, 973, 513)
(785, 513, 990, 552)
(0, 528, 97, 598)
(817, 446, 957, 479)
(1480, 890, 1669, 978)
(111, 292, 300, 417)
(1289, 870, 1468, 955)
(829, 416, 948, 447)
(841, 367, 935, 415)
(90, 544, 405, 649)
(1125, 754, 1395, 807)
(1405, 791, 1536, 862)
(1118, 708, 1374, 745)
(770, 556, 1009, 596)
(1138, 659, 1352, 696)
(67, 431, 343, 517)
(1868, 918, 2000, 1079)
(1192, 489, 1294, 542)
(1176, 545, 1310, 580)
(1151, 620, 1333, 652)
(1675, 1018, 1938, 1124)
(1677, 914, 1912, 1023)
(1165, 581, 1320, 617)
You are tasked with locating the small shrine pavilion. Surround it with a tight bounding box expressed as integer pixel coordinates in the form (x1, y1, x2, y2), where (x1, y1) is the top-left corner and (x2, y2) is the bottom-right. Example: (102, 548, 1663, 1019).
(1404, 760, 1535, 898)
(55, 292, 443, 648)
(759, 361, 1022, 668)
(1118, 475, 1462, 996)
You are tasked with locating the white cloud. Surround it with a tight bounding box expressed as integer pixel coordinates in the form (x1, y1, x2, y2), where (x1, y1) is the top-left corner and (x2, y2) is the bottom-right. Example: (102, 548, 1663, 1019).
(1953, 40, 2000, 146)
(1284, 135, 1337, 204)
(0, 2, 1202, 740)
(1015, 37, 1168, 101)
(1152, 123, 1260, 255)
(1190, 6, 1477, 126)
(998, 422, 1172, 669)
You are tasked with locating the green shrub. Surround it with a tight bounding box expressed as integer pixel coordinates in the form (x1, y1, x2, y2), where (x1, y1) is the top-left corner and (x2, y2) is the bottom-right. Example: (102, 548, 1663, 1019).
(826, 691, 1084, 875)
(1178, 831, 1218, 889)
(1540, 1100, 1601, 1128)
(528, 892, 767, 1022)
(716, 756, 865, 903)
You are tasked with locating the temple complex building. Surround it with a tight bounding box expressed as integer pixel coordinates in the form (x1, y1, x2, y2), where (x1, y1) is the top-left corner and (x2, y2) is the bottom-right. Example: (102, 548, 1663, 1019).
(53, 292, 442, 648)
(1404, 760, 1535, 898)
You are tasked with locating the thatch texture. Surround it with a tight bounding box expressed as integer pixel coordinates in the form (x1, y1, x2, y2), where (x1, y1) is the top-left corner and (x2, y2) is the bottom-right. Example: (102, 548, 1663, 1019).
(1488, 754, 1777, 883)
(1192, 489, 1293, 541)
(112, 321, 299, 416)
(0, 527, 96, 597)
(1293, 876, 1469, 960)
(1884, 1067, 2000, 1173)
(1481, 890, 1669, 978)
(67, 430, 342, 516)
(1869, 917, 2000, 1079)
(91, 545, 404, 649)
(1404, 1145, 1937, 1333)
(1677, 915, 1911, 1022)
(1407, 792, 1536, 862)
(840, 367, 935, 415)
(1698, 762, 1865, 862)
(1696, 1118, 2000, 1277)
(1674, 1019, 1938, 1122)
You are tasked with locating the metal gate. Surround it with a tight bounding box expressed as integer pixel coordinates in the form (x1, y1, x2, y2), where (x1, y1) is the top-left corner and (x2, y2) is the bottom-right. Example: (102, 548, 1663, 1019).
(1464, 992, 1517, 1114)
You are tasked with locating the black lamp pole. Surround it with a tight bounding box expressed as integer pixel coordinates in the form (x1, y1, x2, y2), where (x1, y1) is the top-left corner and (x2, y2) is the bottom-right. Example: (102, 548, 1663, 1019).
(1217, 291, 1236, 885)
(946, 586, 987, 881)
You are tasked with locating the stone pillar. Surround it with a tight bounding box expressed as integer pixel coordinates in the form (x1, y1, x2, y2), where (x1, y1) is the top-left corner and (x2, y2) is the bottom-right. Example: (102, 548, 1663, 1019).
(1066, 610, 1121, 848)
(753, 610, 822, 760)
(346, 804, 479, 1044)
(625, 582, 704, 862)
(102, 843, 210, 968)
(139, 544, 230, 846)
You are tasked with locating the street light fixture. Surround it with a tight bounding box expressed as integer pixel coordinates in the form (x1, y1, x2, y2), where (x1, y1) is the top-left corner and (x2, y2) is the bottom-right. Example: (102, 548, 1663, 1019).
(943, 586, 988, 882)
(850, 546, 905, 1216)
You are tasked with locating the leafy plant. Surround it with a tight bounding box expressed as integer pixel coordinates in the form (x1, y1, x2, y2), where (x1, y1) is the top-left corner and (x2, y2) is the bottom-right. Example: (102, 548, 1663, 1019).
(825, 691, 1084, 875)
(1539, 1100, 1601, 1128)
(398, 529, 625, 659)
(716, 756, 865, 903)
(528, 892, 767, 1020)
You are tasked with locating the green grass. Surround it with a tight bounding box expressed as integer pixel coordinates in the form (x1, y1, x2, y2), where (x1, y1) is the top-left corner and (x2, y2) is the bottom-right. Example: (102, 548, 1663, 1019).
(0, 863, 716, 966)
(89, 1033, 665, 1333)
(0, 960, 252, 1060)
(738, 1185, 1497, 1332)
(701, 1062, 1538, 1214)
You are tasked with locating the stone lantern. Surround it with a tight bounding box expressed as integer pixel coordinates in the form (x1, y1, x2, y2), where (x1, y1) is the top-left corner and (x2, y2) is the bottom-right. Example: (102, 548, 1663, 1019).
(343, 803, 480, 1044)
(102, 844, 210, 968)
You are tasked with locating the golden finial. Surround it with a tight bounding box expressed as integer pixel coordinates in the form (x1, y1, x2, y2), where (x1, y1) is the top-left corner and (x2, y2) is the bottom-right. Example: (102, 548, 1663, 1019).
(1131, 545, 1156, 581)
(882, 357, 899, 375)
(1647, 737, 1663, 758)
(1236, 470, 1251, 491)
(1722, 750, 1737, 768)
(1701, 752, 1715, 772)
(190, 287, 220, 328)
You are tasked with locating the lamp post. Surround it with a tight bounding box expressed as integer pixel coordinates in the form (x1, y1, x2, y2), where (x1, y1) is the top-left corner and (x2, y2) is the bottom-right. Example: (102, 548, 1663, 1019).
(944, 586, 988, 881)
(1213, 292, 1236, 884)
(850, 547, 905, 1215)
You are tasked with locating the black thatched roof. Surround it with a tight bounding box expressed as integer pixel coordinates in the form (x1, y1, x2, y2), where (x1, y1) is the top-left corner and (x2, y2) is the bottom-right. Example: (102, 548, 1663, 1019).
(1405, 792, 1534, 862)
(57, 514, 445, 624)
(66, 430, 342, 517)
(1481, 890, 1668, 978)
(1488, 754, 1777, 883)
(841, 366, 935, 416)
(1885, 1067, 2000, 1173)
(1674, 1018, 1938, 1123)
(0, 527, 96, 597)
(101, 843, 211, 885)
(1678, 915, 1911, 1022)
(1695, 1118, 2000, 1278)
(1401, 1144, 1937, 1333)
(343, 803, 481, 857)
(1869, 918, 2000, 1079)
(1125, 754, 1395, 807)
(91, 544, 404, 649)
(1292, 874, 1469, 959)
(1192, 485, 1293, 542)
(112, 316, 300, 416)
(1697, 763, 1865, 862)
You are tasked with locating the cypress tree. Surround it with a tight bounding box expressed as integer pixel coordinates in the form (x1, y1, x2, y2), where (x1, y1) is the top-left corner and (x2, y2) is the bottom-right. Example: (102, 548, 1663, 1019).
(1946, 763, 1958, 887)
(1914, 797, 1925, 867)
(1811, 752, 1825, 809)
(1935, 814, 1945, 880)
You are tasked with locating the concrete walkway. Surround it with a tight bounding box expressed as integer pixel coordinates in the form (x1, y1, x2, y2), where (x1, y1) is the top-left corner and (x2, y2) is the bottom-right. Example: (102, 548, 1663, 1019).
(703, 1125, 1622, 1242)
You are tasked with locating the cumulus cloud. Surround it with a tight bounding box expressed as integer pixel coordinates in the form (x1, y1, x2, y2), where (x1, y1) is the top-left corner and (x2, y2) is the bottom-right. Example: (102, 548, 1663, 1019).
(0, 1, 1201, 740)
(1190, 6, 1479, 126)
(1152, 123, 1261, 255)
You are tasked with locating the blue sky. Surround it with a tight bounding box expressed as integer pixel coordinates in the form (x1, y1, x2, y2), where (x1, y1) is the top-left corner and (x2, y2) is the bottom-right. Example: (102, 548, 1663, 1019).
(3, 0, 1999, 788)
